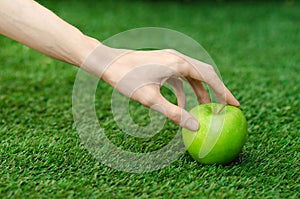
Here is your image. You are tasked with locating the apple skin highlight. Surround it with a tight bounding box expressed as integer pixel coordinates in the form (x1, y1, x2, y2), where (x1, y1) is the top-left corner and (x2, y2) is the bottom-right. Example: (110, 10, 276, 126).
(182, 103, 248, 164)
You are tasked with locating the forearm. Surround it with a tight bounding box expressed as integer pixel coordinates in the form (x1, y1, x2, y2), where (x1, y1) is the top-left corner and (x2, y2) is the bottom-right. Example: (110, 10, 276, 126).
(0, 0, 100, 66)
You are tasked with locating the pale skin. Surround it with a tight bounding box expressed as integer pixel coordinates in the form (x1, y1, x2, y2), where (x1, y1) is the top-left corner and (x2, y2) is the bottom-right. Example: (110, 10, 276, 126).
(0, 0, 240, 131)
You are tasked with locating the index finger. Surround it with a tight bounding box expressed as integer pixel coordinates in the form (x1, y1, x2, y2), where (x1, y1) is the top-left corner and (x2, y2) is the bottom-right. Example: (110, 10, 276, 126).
(168, 50, 240, 106)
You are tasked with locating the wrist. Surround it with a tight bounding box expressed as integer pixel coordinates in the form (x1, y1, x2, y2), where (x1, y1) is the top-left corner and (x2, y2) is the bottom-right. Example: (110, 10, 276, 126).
(80, 42, 129, 79)
(75, 35, 101, 66)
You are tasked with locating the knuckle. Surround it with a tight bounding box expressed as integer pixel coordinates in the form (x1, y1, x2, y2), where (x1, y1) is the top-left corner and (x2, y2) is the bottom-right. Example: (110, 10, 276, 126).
(167, 54, 181, 65)
(164, 49, 177, 54)
(174, 57, 189, 73)
(207, 63, 214, 69)
(167, 107, 181, 122)
(204, 65, 219, 82)
(164, 50, 184, 64)
(204, 64, 215, 73)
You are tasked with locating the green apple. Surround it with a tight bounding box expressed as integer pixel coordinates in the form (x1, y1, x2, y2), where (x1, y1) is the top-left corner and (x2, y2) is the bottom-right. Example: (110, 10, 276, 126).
(182, 103, 247, 164)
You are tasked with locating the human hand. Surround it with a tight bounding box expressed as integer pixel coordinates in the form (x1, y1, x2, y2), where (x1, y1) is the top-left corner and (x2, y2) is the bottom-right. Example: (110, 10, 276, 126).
(81, 44, 240, 131)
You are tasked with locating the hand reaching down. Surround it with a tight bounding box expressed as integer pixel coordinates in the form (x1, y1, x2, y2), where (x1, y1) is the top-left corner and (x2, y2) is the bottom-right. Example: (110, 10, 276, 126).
(81, 44, 240, 131)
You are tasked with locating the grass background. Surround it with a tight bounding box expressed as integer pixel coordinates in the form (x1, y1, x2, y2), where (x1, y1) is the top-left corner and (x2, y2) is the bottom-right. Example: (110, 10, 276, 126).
(0, 0, 299, 198)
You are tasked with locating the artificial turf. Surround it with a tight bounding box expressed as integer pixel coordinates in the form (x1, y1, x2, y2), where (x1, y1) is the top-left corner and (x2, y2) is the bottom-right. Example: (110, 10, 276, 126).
(0, 0, 299, 198)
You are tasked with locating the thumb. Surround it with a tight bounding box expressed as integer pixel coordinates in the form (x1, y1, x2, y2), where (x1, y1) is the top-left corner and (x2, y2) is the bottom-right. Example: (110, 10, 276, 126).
(151, 94, 199, 131)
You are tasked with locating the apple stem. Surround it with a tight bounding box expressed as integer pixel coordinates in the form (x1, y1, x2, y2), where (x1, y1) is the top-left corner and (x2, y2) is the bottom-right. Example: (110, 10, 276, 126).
(217, 104, 226, 114)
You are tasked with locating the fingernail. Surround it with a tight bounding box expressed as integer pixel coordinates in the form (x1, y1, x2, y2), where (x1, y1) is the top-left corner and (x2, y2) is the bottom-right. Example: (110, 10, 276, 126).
(185, 118, 199, 131)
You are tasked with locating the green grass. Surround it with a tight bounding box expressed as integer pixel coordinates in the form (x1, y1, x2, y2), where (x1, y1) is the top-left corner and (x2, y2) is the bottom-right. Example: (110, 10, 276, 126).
(0, 0, 299, 198)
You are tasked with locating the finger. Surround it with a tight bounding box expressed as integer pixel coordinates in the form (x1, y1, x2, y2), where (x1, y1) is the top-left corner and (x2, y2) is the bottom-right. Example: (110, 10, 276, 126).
(207, 80, 239, 106)
(133, 85, 199, 131)
(224, 86, 240, 106)
(187, 62, 239, 106)
(151, 93, 199, 131)
(186, 77, 210, 104)
(166, 77, 186, 108)
(167, 50, 240, 106)
(210, 83, 240, 106)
